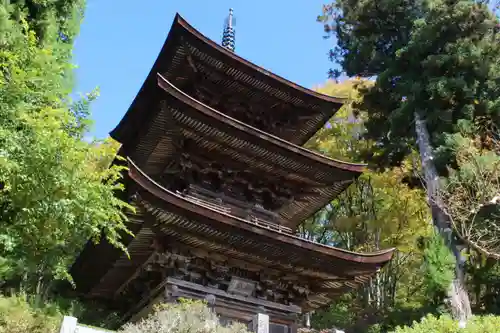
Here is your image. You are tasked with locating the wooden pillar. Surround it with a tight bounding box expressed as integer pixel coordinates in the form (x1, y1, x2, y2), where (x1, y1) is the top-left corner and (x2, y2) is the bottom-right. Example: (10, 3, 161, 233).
(251, 313, 269, 333)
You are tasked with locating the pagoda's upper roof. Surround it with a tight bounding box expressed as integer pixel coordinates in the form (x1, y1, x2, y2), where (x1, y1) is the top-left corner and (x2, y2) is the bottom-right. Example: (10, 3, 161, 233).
(110, 14, 345, 147)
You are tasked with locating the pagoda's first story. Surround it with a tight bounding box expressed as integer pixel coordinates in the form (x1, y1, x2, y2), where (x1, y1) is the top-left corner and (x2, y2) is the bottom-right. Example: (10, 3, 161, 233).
(70, 13, 394, 332)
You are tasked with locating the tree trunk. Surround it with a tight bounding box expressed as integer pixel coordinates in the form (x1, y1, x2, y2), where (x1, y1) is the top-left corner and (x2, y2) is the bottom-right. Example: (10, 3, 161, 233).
(414, 112, 472, 325)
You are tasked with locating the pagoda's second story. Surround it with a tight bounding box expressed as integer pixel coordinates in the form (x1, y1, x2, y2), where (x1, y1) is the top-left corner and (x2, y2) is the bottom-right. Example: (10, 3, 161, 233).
(118, 73, 363, 232)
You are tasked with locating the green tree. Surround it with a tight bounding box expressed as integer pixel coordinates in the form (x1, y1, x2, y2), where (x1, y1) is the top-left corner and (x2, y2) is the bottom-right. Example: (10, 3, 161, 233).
(389, 314, 500, 333)
(319, 0, 500, 323)
(9, 0, 85, 45)
(434, 121, 500, 258)
(421, 232, 456, 308)
(304, 81, 433, 332)
(0, 294, 62, 333)
(0, 1, 132, 295)
(320, 1, 499, 169)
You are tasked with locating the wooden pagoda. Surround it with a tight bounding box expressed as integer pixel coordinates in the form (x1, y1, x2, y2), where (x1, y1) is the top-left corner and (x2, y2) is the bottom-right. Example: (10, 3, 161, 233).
(70, 13, 394, 331)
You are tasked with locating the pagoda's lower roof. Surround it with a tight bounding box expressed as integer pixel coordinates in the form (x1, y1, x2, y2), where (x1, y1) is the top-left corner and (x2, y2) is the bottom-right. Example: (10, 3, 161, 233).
(130, 158, 391, 267)
(111, 14, 345, 146)
(124, 75, 364, 229)
(71, 160, 394, 311)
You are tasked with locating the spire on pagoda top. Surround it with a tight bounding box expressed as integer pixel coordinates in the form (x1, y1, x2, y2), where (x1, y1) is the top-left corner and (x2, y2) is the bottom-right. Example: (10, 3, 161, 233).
(222, 8, 235, 52)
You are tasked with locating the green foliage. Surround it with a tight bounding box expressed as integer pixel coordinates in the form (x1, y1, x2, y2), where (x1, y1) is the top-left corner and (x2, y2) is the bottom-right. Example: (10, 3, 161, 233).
(466, 254, 500, 314)
(320, 0, 500, 172)
(306, 81, 433, 332)
(422, 232, 456, 304)
(0, 105, 133, 285)
(0, 294, 62, 333)
(391, 314, 500, 333)
(306, 79, 371, 162)
(0, 0, 132, 293)
(318, 0, 500, 329)
(119, 301, 250, 333)
(0, 293, 118, 333)
(9, 0, 86, 46)
(312, 294, 357, 330)
(439, 127, 500, 258)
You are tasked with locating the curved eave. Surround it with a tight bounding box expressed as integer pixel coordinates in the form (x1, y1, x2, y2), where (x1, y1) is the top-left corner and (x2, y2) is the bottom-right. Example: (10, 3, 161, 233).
(111, 13, 346, 146)
(128, 157, 395, 266)
(158, 74, 366, 174)
(174, 14, 345, 105)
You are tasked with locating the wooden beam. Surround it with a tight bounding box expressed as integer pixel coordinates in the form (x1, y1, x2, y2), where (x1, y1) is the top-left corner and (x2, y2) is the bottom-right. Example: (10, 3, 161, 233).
(167, 278, 302, 313)
(113, 251, 157, 299)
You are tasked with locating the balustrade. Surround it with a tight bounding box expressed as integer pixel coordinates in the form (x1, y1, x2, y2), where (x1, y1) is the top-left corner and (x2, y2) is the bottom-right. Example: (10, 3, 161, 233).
(176, 185, 293, 234)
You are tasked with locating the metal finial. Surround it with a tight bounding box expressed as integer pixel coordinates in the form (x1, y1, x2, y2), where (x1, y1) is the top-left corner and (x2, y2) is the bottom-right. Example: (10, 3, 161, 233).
(228, 8, 234, 28)
(222, 8, 236, 52)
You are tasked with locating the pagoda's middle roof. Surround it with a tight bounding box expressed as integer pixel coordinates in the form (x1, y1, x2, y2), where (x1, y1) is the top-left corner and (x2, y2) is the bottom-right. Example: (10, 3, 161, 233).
(110, 13, 346, 147)
(123, 75, 365, 229)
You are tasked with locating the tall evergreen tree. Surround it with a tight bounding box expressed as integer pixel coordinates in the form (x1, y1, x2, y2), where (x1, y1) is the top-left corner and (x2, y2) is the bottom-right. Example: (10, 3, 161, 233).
(319, 0, 500, 324)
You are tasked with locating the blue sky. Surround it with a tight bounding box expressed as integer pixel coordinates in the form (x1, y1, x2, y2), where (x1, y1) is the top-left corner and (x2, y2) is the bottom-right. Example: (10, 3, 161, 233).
(73, 0, 338, 139)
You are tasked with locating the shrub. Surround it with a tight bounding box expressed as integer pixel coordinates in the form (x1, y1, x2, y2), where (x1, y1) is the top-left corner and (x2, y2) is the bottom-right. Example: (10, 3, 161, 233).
(391, 314, 500, 333)
(120, 300, 251, 333)
(0, 294, 61, 333)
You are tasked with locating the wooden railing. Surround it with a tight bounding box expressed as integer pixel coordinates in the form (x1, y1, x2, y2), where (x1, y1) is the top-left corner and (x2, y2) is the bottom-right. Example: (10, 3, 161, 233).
(248, 215, 293, 234)
(181, 193, 231, 215)
(177, 186, 293, 234)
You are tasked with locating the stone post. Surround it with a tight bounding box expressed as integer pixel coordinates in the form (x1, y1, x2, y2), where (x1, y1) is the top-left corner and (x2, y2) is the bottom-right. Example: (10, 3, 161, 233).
(164, 284, 180, 303)
(304, 312, 311, 328)
(205, 294, 217, 312)
(59, 316, 77, 333)
(252, 313, 269, 333)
